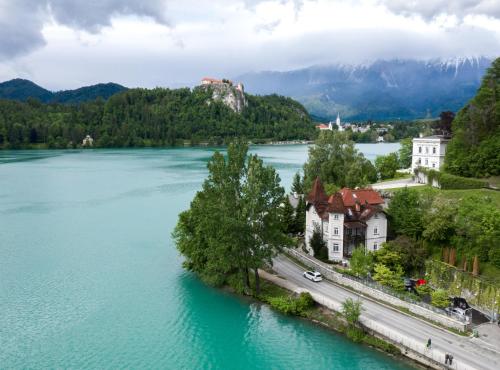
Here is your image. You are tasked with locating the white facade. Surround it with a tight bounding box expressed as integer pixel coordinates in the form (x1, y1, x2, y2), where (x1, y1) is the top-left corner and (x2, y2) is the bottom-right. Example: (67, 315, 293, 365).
(365, 213, 387, 252)
(305, 206, 387, 260)
(411, 135, 450, 172)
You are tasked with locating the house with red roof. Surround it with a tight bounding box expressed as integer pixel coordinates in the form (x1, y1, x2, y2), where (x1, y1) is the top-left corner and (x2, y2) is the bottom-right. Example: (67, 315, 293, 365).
(305, 177, 387, 261)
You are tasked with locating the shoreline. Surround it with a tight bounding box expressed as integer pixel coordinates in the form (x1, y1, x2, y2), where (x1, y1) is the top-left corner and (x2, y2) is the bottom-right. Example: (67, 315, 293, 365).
(220, 273, 424, 370)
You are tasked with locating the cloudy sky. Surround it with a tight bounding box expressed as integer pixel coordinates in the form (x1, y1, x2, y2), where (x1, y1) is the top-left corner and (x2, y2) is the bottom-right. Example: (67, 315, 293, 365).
(0, 0, 499, 90)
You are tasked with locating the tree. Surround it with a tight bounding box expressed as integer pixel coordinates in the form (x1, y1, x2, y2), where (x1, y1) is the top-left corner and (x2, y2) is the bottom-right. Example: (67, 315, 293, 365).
(422, 199, 457, 245)
(398, 137, 412, 168)
(472, 255, 479, 276)
(373, 263, 404, 291)
(294, 196, 306, 233)
(445, 57, 500, 177)
(303, 130, 377, 191)
(387, 187, 424, 238)
(379, 236, 427, 274)
(310, 226, 328, 260)
(173, 140, 288, 295)
(281, 196, 296, 234)
(375, 152, 399, 180)
(342, 298, 363, 326)
(291, 172, 303, 194)
(431, 289, 450, 308)
(242, 153, 287, 294)
(434, 111, 454, 136)
(350, 247, 373, 278)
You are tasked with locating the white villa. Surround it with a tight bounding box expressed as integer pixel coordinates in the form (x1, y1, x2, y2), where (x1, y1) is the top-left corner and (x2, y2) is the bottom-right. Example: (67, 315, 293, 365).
(305, 178, 387, 261)
(411, 134, 450, 172)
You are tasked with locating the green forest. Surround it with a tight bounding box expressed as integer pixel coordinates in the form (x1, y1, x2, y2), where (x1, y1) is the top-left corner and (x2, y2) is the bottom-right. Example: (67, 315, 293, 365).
(0, 86, 315, 149)
(445, 57, 500, 177)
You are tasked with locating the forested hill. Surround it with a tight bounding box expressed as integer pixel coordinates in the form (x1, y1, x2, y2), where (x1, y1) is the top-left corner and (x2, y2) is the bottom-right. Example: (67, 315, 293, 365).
(0, 86, 315, 149)
(445, 57, 500, 177)
(0, 79, 126, 104)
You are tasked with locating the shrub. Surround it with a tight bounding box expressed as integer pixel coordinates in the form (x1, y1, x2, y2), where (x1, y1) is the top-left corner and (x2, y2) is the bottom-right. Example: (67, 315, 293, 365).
(346, 327, 365, 343)
(431, 289, 450, 308)
(296, 292, 315, 312)
(362, 336, 401, 355)
(341, 298, 363, 326)
(268, 292, 315, 316)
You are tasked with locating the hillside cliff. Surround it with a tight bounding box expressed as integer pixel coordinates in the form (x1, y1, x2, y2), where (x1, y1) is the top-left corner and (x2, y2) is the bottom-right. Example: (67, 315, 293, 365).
(199, 83, 247, 113)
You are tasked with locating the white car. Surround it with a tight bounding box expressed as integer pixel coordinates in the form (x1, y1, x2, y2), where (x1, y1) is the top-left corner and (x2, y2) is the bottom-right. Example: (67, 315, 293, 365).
(303, 271, 322, 282)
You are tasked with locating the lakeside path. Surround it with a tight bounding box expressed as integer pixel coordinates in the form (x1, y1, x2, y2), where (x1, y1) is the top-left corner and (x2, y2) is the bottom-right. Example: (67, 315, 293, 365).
(271, 255, 500, 370)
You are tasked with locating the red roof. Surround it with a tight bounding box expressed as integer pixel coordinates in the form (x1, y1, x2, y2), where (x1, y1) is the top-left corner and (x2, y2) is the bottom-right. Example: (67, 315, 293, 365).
(315, 124, 329, 129)
(327, 193, 345, 213)
(340, 187, 384, 207)
(307, 178, 383, 221)
(307, 177, 328, 204)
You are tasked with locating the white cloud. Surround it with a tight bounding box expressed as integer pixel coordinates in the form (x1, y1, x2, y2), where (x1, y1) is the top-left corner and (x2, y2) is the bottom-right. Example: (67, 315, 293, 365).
(0, 0, 498, 89)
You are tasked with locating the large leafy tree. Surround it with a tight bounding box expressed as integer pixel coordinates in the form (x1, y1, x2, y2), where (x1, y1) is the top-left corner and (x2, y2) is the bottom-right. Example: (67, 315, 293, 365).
(387, 187, 425, 239)
(445, 57, 500, 177)
(303, 130, 377, 191)
(375, 152, 399, 180)
(173, 140, 288, 294)
(398, 137, 412, 169)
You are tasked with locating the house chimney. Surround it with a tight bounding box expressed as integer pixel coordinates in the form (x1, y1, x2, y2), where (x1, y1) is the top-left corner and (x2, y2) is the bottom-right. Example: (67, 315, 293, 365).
(355, 200, 360, 212)
(419, 133, 424, 138)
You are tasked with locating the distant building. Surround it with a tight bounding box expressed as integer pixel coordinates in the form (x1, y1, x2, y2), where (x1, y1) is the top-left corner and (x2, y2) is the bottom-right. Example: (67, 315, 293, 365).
(336, 113, 343, 132)
(82, 135, 94, 147)
(305, 178, 387, 261)
(411, 134, 450, 172)
(315, 123, 332, 131)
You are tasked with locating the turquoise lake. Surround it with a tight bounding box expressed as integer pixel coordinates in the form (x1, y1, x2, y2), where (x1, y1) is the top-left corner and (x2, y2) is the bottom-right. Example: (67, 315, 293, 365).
(0, 143, 414, 369)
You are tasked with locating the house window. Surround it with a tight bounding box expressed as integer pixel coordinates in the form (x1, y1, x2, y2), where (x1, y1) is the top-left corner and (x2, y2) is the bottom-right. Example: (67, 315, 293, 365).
(373, 243, 378, 251)
(334, 214, 339, 220)
(417, 158, 421, 164)
(374, 227, 379, 235)
(374, 213, 379, 219)
(425, 159, 428, 165)
(418, 146, 422, 153)
(432, 163, 436, 168)
(433, 147, 436, 154)
(425, 146, 429, 154)
(334, 227, 339, 235)
(333, 243, 339, 252)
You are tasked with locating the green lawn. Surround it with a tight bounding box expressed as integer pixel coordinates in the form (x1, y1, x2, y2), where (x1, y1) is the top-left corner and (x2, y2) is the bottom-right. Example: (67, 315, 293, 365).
(386, 186, 500, 209)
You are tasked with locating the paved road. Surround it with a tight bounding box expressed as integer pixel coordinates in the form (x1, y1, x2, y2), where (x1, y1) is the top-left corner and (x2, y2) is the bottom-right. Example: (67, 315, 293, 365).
(371, 177, 424, 190)
(273, 255, 500, 370)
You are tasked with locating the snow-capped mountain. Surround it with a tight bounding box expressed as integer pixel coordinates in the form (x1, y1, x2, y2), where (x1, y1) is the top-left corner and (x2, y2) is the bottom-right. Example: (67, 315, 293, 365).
(236, 57, 492, 120)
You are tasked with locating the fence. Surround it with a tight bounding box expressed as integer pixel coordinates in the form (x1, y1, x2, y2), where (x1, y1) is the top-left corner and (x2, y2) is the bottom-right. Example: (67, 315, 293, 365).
(285, 248, 468, 332)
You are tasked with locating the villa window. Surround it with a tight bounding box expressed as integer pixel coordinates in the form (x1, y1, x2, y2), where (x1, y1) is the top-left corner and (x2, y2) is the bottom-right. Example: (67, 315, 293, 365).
(425, 159, 428, 165)
(333, 243, 339, 252)
(373, 243, 378, 251)
(374, 213, 379, 219)
(418, 146, 422, 153)
(433, 147, 436, 154)
(334, 227, 339, 235)
(425, 147, 429, 154)
(374, 227, 379, 235)
(334, 214, 339, 220)
(432, 163, 436, 168)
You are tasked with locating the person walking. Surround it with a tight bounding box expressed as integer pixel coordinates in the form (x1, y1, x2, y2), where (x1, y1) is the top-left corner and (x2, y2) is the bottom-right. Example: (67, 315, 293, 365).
(426, 338, 432, 349)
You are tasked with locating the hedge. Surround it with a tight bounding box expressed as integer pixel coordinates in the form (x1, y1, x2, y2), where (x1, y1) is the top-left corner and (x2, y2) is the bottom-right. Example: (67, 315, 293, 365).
(418, 167, 487, 189)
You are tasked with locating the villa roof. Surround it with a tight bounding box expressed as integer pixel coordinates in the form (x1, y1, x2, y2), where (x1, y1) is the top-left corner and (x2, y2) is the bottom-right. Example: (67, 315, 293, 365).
(340, 187, 384, 207)
(327, 193, 345, 213)
(307, 177, 328, 204)
(307, 178, 384, 222)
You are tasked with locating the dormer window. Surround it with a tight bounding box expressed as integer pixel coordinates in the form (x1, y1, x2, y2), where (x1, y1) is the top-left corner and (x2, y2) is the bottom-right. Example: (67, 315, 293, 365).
(374, 213, 379, 219)
(334, 214, 339, 220)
